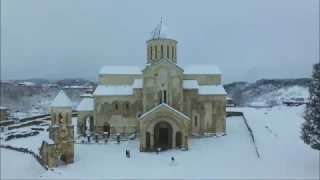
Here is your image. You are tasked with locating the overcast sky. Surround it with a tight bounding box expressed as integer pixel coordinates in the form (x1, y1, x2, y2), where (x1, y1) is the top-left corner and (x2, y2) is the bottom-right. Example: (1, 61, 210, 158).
(1, 0, 319, 84)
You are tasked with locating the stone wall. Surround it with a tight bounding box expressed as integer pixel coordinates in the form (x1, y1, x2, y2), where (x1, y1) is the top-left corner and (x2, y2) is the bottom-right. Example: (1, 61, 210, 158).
(0, 145, 49, 170)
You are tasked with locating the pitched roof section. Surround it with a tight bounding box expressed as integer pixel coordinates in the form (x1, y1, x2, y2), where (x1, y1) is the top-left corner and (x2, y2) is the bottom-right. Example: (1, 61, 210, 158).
(143, 57, 183, 72)
(183, 65, 222, 75)
(76, 98, 94, 111)
(139, 103, 190, 121)
(50, 90, 72, 108)
(93, 85, 133, 96)
(99, 66, 142, 75)
(149, 19, 174, 40)
(198, 85, 227, 95)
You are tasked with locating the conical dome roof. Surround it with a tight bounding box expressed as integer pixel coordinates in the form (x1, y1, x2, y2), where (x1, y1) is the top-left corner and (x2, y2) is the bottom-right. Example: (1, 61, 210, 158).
(50, 90, 72, 108)
(149, 18, 174, 40)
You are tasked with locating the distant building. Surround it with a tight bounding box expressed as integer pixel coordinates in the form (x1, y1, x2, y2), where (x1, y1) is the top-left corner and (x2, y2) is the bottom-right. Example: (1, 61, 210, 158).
(248, 102, 271, 108)
(0, 106, 11, 121)
(226, 97, 236, 107)
(282, 97, 308, 106)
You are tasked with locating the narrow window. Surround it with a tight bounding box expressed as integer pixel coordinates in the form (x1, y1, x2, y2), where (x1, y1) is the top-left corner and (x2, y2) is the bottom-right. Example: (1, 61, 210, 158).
(115, 103, 118, 110)
(59, 113, 63, 123)
(161, 45, 163, 58)
(195, 116, 197, 126)
(172, 46, 174, 60)
(175, 46, 177, 60)
(126, 103, 129, 109)
(159, 90, 162, 104)
(155, 46, 158, 59)
(167, 45, 169, 58)
(164, 90, 167, 103)
(150, 46, 153, 60)
(138, 113, 141, 118)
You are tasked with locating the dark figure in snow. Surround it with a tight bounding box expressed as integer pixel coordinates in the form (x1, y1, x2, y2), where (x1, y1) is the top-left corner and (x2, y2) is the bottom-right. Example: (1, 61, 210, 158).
(156, 147, 161, 154)
(128, 150, 131, 158)
(170, 156, 176, 166)
(171, 156, 174, 162)
(125, 150, 129, 158)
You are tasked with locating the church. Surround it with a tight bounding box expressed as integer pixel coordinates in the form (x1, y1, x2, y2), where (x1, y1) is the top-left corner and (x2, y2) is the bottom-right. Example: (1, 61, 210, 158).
(76, 19, 227, 152)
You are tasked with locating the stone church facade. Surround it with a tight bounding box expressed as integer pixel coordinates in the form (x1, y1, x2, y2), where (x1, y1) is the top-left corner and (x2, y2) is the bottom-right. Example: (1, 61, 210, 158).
(77, 20, 227, 152)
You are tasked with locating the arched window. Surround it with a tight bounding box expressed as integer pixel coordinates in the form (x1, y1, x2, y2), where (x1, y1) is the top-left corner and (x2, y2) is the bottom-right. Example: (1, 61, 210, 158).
(172, 46, 174, 60)
(159, 90, 163, 104)
(115, 103, 118, 110)
(150, 46, 153, 60)
(194, 115, 197, 126)
(164, 90, 167, 103)
(161, 45, 163, 57)
(138, 113, 141, 118)
(155, 46, 158, 59)
(167, 45, 169, 58)
(59, 113, 63, 124)
(126, 103, 129, 109)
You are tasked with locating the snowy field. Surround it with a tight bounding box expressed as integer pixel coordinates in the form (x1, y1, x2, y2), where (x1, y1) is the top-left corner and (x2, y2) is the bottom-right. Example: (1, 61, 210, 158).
(1, 105, 319, 179)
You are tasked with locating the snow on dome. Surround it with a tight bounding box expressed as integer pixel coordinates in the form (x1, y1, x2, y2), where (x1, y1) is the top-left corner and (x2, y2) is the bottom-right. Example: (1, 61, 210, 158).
(76, 98, 94, 111)
(50, 90, 72, 108)
(93, 85, 133, 96)
(99, 66, 142, 75)
(198, 85, 227, 95)
(183, 65, 222, 75)
(149, 18, 174, 40)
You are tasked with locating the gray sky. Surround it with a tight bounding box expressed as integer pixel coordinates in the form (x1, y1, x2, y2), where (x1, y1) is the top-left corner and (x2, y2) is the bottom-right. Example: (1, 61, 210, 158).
(1, 0, 319, 84)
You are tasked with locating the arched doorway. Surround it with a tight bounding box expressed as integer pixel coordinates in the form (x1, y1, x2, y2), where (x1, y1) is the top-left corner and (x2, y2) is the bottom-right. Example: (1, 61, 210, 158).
(175, 131, 182, 148)
(154, 122, 172, 150)
(86, 116, 94, 132)
(58, 154, 67, 166)
(146, 132, 151, 150)
(103, 123, 110, 138)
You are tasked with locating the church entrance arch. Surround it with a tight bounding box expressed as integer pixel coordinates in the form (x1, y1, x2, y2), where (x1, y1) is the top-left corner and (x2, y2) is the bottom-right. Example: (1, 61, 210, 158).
(103, 123, 110, 138)
(154, 121, 172, 150)
(146, 132, 151, 150)
(175, 131, 182, 148)
(58, 154, 67, 166)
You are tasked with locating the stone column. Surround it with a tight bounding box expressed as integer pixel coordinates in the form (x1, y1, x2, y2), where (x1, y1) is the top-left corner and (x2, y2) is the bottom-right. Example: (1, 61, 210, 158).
(150, 134, 154, 150)
(172, 131, 176, 149)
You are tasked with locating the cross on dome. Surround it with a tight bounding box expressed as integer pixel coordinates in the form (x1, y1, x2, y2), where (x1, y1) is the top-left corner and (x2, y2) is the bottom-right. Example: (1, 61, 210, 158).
(149, 18, 174, 40)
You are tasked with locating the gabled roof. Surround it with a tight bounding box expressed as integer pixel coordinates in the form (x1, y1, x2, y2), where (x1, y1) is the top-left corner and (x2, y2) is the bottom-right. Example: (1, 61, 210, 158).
(142, 57, 184, 73)
(139, 103, 190, 121)
(76, 98, 94, 111)
(50, 90, 72, 108)
(99, 66, 142, 75)
(149, 19, 174, 40)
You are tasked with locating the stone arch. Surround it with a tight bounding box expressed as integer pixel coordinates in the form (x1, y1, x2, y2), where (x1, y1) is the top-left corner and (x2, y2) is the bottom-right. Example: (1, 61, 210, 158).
(122, 101, 132, 114)
(146, 132, 151, 149)
(103, 122, 111, 138)
(96, 103, 102, 114)
(58, 153, 67, 166)
(155, 65, 170, 76)
(170, 75, 182, 87)
(111, 101, 120, 111)
(144, 77, 156, 87)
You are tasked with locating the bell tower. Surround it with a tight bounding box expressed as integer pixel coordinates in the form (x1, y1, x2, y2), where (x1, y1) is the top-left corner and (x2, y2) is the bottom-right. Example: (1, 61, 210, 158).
(146, 18, 178, 64)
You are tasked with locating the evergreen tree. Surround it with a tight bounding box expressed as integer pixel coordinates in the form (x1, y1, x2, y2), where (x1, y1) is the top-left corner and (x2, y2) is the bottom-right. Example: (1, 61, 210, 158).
(301, 63, 320, 150)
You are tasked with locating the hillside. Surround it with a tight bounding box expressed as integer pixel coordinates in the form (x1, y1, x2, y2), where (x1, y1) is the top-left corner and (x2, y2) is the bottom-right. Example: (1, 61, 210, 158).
(0, 78, 310, 116)
(225, 78, 311, 106)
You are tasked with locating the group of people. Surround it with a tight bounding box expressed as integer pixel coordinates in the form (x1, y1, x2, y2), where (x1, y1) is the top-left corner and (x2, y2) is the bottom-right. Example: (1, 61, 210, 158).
(125, 149, 176, 165)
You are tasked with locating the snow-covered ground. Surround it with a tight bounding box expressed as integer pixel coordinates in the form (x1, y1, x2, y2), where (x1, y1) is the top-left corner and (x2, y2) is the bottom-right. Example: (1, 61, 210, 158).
(1, 106, 319, 179)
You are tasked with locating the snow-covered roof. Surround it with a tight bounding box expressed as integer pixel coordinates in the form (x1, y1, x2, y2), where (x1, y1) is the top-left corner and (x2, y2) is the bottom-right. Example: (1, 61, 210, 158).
(76, 98, 94, 111)
(50, 90, 72, 108)
(139, 103, 190, 121)
(93, 85, 133, 96)
(198, 85, 227, 95)
(149, 19, 174, 40)
(183, 80, 199, 89)
(183, 65, 222, 75)
(133, 79, 143, 89)
(99, 66, 142, 75)
(80, 94, 93, 98)
(248, 102, 269, 107)
(0, 106, 9, 110)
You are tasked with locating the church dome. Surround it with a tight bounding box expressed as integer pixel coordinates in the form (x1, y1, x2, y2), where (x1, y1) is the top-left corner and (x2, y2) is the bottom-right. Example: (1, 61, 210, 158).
(148, 19, 174, 40)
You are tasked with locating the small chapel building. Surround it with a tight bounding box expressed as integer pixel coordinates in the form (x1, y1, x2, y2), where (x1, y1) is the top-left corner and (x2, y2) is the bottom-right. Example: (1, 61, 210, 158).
(76, 20, 227, 152)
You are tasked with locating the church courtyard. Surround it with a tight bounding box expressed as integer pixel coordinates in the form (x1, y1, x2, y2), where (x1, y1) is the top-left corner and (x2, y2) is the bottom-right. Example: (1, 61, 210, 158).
(1, 105, 319, 179)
